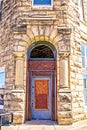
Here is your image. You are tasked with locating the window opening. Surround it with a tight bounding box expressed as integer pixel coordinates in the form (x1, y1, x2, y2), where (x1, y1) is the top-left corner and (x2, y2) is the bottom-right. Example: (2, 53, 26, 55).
(0, 71, 5, 88)
(33, 0, 51, 5)
(0, 0, 4, 20)
(30, 45, 54, 59)
(82, 74, 87, 105)
(81, 44, 87, 105)
(81, 45, 87, 68)
(32, 0, 52, 7)
(78, 0, 84, 19)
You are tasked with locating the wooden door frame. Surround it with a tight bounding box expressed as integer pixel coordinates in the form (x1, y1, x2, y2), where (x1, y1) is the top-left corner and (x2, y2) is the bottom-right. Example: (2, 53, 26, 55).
(25, 62, 56, 121)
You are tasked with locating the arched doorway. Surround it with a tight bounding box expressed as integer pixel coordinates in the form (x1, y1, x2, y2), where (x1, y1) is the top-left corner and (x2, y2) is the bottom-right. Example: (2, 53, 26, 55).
(26, 41, 57, 120)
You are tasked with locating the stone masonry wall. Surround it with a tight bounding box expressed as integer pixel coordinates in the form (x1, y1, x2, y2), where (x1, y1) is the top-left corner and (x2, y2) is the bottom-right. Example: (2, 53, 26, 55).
(0, 0, 15, 114)
(67, 0, 87, 122)
(0, 0, 72, 125)
(0, 0, 87, 125)
(0, 0, 26, 124)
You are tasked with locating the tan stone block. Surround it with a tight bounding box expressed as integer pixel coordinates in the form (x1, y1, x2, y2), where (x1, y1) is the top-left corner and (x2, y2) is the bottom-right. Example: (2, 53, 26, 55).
(58, 111, 72, 125)
(50, 29, 58, 40)
(30, 38, 36, 44)
(11, 92, 25, 102)
(59, 59, 68, 87)
(39, 36, 45, 41)
(21, 34, 30, 42)
(71, 79, 79, 86)
(75, 85, 83, 91)
(70, 66, 77, 72)
(14, 35, 22, 40)
(39, 26, 45, 36)
(73, 114, 85, 122)
(58, 118, 72, 125)
(18, 46, 25, 51)
(49, 38, 54, 44)
(72, 103, 79, 108)
(45, 26, 51, 36)
(35, 36, 40, 41)
(18, 41, 28, 47)
(15, 59, 24, 86)
(54, 35, 60, 43)
(59, 93, 72, 103)
(78, 92, 84, 97)
(4, 94, 11, 101)
(31, 26, 39, 37)
(58, 111, 72, 118)
(27, 28, 34, 39)
(73, 108, 84, 115)
(44, 36, 49, 41)
(59, 102, 72, 111)
(11, 103, 23, 111)
(13, 113, 24, 124)
(70, 72, 76, 78)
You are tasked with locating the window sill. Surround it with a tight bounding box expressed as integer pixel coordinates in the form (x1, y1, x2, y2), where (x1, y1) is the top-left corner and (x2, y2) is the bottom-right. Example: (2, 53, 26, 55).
(31, 5, 53, 10)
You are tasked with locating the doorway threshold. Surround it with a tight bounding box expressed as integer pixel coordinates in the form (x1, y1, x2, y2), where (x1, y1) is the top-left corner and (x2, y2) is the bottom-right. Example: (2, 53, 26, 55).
(25, 120, 57, 125)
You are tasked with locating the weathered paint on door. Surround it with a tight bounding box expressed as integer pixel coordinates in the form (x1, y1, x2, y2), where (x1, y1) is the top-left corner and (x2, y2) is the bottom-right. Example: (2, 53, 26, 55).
(31, 77, 52, 119)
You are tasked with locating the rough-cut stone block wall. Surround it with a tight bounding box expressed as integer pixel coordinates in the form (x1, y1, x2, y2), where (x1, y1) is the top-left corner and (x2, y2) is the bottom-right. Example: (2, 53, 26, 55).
(0, 0, 17, 115)
(0, 0, 87, 125)
(0, 0, 72, 124)
(67, 0, 86, 122)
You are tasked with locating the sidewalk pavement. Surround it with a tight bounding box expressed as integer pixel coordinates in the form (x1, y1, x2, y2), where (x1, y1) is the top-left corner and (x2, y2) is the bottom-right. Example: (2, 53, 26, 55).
(1, 119, 87, 130)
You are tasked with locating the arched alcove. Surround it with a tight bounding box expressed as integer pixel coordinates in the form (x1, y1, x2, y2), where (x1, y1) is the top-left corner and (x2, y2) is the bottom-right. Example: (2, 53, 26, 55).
(30, 44, 54, 58)
(26, 40, 57, 121)
(27, 41, 57, 60)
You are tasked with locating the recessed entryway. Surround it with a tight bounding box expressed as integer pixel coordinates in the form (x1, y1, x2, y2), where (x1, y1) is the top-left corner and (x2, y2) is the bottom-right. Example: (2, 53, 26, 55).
(26, 41, 57, 121)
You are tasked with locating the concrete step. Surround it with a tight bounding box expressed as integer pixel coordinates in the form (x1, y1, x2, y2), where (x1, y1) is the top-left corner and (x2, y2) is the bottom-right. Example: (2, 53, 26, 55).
(1, 125, 71, 130)
(1, 120, 87, 130)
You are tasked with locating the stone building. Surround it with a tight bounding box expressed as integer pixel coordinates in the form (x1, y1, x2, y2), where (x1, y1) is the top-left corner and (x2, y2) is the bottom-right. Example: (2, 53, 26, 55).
(0, 0, 87, 125)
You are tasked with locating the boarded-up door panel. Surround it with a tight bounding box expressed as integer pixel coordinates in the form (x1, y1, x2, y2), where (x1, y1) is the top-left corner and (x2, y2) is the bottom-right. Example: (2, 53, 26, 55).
(31, 78, 51, 119)
(35, 80, 49, 110)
